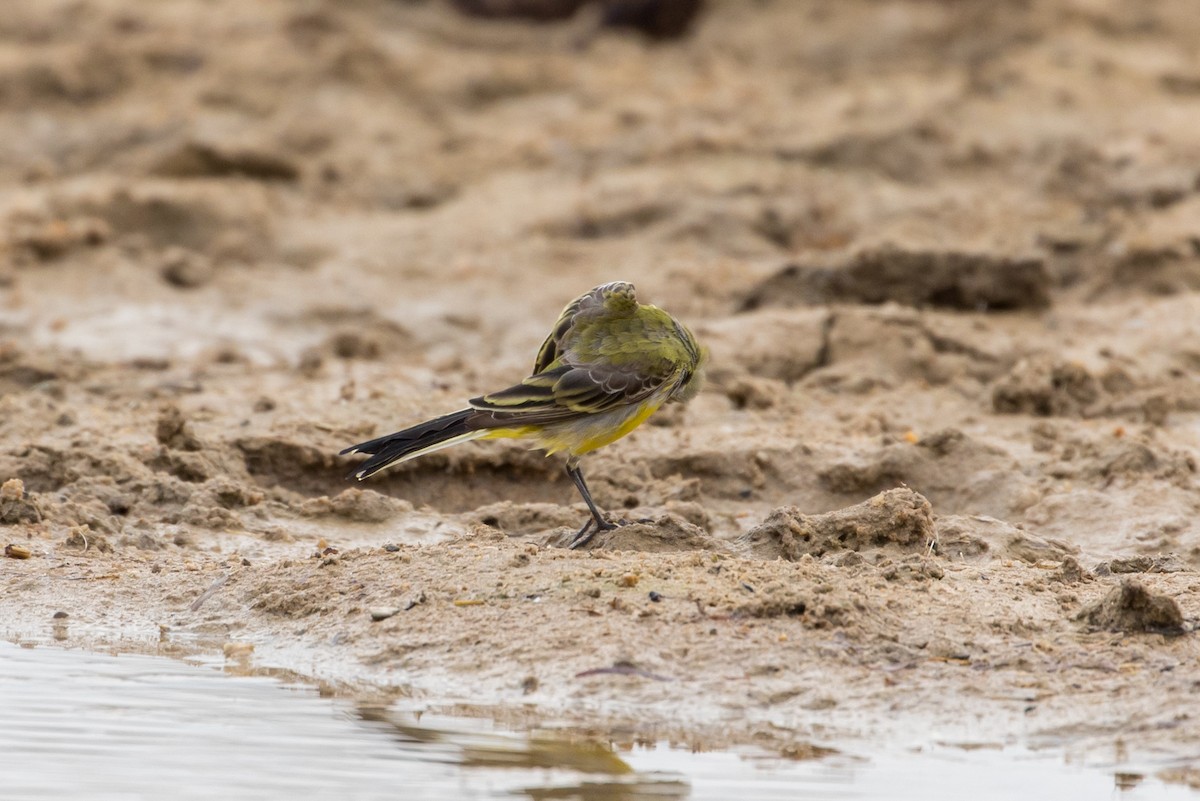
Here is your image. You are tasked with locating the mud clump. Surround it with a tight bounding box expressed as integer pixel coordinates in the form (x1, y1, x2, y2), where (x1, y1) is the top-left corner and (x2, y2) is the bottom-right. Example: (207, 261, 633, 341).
(299, 488, 411, 523)
(816, 429, 1034, 521)
(879, 554, 944, 582)
(1094, 554, 1186, 575)
(153, 140, 299, 182)
(173, 477, 264, 529)
(733, 593, 811, 621)
(236, 435, 340, 495)
(929, 515, 994, 561)
(552, 513, 724, 553)
(469, 501, 581, 535)
(156, 405, 203, 451)
(1077, 579, 1187, 636)
(992, 357, 1102, 417)
(934, 514, 1079, 564)
(0, 478, 41, 524)
(738, 487, 934, 561)
(742, 247, 1051, 312)
(727, 576, 857, 627)
(63, 524, 112, 553)
(149, 410, 244, 485)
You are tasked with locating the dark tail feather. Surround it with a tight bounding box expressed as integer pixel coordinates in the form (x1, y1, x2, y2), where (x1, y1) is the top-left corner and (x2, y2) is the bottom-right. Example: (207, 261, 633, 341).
(340, 409, 478, 480)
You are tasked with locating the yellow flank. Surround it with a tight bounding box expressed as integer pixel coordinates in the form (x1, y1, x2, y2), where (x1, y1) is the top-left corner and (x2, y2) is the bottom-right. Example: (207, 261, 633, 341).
(575, 398, 663, 454)
(480, 426, 540, 441)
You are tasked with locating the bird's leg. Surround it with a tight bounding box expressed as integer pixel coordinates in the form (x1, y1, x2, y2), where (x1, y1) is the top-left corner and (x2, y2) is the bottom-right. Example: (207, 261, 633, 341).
(566, 462, 615, 549)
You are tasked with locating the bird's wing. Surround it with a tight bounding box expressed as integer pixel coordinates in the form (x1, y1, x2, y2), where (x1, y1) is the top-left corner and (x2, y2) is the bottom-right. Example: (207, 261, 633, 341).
(474, 281, 679, 421)
(532, 281, 638, 375)
(470, 359, 672, 418)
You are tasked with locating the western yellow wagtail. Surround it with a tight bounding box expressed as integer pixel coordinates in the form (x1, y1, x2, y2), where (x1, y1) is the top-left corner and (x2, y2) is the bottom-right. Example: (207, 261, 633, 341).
(340, 281, 706, 548)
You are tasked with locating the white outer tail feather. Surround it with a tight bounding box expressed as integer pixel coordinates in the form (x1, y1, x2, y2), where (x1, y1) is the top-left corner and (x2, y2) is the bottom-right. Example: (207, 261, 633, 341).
(353, 430, 489, 480)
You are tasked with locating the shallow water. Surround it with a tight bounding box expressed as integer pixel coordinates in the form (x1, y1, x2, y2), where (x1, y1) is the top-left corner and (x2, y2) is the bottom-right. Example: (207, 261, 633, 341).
(1, 641, 1195, 801)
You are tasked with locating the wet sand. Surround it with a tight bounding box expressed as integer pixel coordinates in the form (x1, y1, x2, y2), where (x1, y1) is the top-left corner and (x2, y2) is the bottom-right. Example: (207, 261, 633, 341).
(3, 0, 1200, 787)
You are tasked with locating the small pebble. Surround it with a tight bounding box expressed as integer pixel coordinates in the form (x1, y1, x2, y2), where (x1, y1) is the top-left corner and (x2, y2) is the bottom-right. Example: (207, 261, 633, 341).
(5, 543, 32, 559)
(160, 247, 214, 289)
(648, 591, 663, 602)
(383, 543, 400, 553)
(369, 606, 400, 621)
(1, 478, 24, 501)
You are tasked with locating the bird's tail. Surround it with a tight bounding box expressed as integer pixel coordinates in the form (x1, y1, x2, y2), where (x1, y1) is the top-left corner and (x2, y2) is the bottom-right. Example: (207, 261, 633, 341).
(340, 409, 487, 480)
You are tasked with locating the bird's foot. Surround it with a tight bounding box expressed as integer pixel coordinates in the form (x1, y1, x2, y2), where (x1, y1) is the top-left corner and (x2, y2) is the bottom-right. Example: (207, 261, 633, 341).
(567, 516, 618, 550)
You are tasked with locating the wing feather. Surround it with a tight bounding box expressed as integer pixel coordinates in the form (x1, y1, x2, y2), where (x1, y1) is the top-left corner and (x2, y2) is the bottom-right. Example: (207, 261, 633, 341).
(532, 281, 637, 374)
(471, 281, 678, 422)
(471, 363, 670, 417)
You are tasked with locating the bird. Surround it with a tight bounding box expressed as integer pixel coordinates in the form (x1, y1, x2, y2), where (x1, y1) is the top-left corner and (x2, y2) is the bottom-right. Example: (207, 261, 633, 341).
(340, 281, 706, 549)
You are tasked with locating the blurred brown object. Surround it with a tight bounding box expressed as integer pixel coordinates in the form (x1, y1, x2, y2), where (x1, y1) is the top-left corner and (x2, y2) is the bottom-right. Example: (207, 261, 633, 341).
(450, 0, 587, 21)
(450, 0, 704, 39)
(599, 0, 703, 38)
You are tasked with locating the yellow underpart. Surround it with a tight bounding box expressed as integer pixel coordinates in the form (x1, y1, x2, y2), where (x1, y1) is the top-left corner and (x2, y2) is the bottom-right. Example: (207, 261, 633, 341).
(480, 426, 541, 441)
(479, 399, 664, 457)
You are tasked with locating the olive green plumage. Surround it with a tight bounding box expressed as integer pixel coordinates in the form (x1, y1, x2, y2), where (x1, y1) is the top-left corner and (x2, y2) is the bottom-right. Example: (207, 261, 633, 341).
(341, 281, 706, 548)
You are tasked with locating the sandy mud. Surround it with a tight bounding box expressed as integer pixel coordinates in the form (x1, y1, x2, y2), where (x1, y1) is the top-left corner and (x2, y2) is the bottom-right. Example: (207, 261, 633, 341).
(4, 0, 1200, 785)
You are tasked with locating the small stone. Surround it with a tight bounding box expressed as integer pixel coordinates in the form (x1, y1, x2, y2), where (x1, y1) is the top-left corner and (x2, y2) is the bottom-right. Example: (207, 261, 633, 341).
(0, 478, 39, 524)
(617, 573, 639, 588)
(160, 247, 215, 289)
(156, 404, 202, 451)
(1077, 579, 1186, 635)
(1054, 556, 1088, 584)
(64, 525, 111, 553)
(369, 606, 400, 621)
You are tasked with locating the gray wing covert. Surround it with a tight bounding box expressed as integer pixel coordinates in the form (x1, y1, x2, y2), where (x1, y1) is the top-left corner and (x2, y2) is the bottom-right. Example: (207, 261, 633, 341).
(532, 282, 637, 374)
